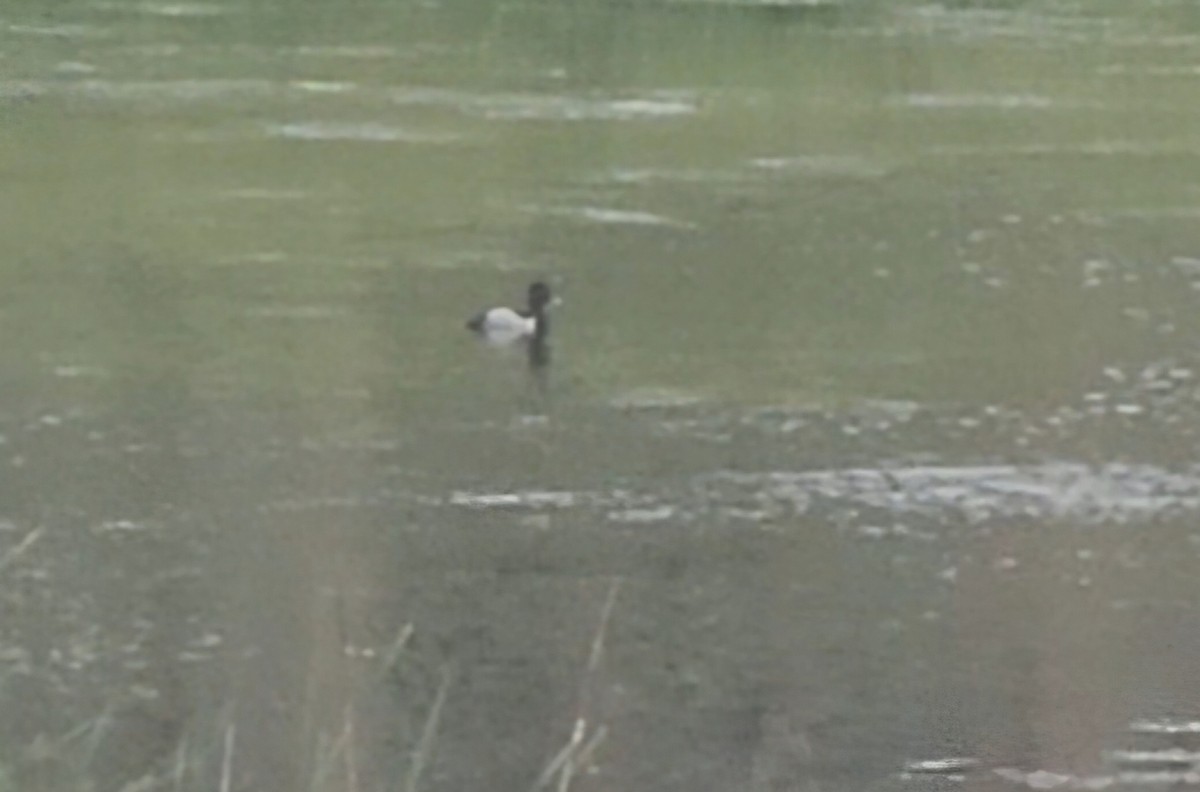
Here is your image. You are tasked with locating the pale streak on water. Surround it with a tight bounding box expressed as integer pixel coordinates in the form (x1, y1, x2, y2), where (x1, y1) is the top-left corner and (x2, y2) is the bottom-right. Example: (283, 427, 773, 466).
(2, 1, 1200, 791)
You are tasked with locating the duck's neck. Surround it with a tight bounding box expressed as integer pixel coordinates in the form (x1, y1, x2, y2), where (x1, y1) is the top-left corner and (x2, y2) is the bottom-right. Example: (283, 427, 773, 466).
(528, 307, 550, 370)
(531, 307, 549, 341)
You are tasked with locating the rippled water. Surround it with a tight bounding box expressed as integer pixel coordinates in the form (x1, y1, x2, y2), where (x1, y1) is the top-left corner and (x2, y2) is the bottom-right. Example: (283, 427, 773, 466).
(3, 1, 1200, 790)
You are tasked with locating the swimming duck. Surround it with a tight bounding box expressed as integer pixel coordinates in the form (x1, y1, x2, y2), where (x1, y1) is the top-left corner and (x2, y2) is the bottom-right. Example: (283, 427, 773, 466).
(466, 281, 552, 346)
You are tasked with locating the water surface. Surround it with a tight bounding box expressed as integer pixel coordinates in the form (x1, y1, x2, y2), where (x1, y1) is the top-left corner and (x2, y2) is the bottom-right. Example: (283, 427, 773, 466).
(3, 1, 1200, 790)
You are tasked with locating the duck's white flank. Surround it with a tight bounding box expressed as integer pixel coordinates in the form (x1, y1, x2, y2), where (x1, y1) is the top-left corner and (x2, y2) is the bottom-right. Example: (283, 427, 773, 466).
(478, 307, 537, 344)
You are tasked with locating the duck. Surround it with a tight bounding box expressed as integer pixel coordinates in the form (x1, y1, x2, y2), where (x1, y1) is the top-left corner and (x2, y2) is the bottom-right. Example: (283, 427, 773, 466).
(466, 281, 552, 347)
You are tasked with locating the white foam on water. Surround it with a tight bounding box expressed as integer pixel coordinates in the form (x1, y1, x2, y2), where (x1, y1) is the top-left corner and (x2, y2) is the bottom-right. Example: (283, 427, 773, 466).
(1117, 771, 1200, 785)
(749, 154, 890, 178)
(449, 490, 579, 509)
(289, 80, 358, 94)
(905, 757, 980, 773)
(931, 140, 1200, 158)
(289, 45, 407, 59)
(95, 519, 149, 533)
(607, 506, 678, 525)
(1129, 718, 1200, 734)
(1109, 749, 1200, 766)
(708, 462, 1200, 524)
(600, 167, 747, 185)
(53, 365, 109, 379)
(888, 92, 1089, 110)
(524, 205, 696, 230)
(267, 121, 462, 144)
(610, 389, 707, 409)
(8, 22, 106, 37)
(92, 1, 230, 16)
(388, 86, 699, 121)
(486, 94, 698, 122)
(54, 61, 98, 75)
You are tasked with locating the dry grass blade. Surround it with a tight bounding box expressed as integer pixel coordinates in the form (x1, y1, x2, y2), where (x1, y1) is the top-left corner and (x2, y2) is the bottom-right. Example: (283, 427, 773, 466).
(379, 623, 414, 678)
(586, 580, 621, 675)
(556, 755, 576, 792)
(79, 702, 116, 773)
(0, 526, 44, 573)
(219, 723, 236, 792)
(343, 706, 360, 792)
(572, 725, 607, 772)
(404, 665, 451, 792)
(533, 577, 623, 792)
(312, 731, 342, 790)
(172, 733, 189, 792)
(550, 720, 611, 792)
(533, 719, 585, 791)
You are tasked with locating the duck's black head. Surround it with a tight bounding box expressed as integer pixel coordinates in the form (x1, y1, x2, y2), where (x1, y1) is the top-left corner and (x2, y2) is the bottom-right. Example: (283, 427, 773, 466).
(527, 281, 552, 312)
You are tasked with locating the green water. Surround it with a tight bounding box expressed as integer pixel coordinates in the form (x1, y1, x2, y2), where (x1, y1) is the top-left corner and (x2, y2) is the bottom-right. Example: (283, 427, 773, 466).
(3, 1, 1200, 790)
